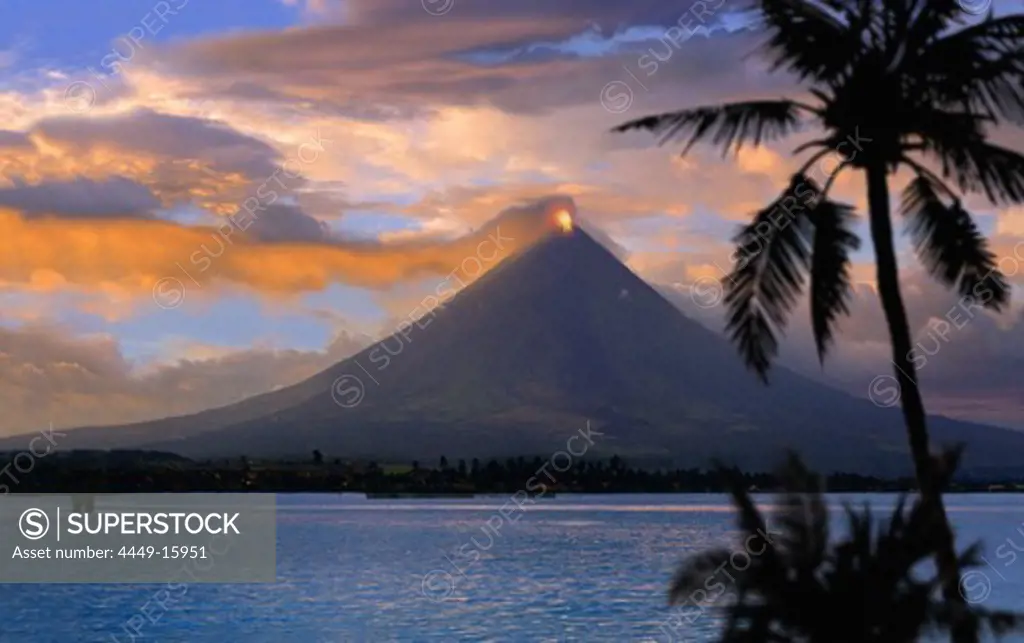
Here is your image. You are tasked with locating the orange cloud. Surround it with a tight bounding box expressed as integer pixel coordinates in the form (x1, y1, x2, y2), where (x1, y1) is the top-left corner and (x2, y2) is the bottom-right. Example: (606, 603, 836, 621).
(0, 197, 576, 304)
(0, 110, 283, 215)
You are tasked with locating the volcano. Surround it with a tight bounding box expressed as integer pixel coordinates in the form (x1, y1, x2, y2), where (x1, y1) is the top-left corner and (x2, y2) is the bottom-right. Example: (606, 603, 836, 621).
(26, 224, 1024, 475)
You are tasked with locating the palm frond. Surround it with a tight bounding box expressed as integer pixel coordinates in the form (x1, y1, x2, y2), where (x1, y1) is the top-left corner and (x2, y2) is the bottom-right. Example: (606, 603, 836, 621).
(611, 100, 805, 156)
(774, 453, 830, 570)
(904, 0, 968, 51)
(670, 453, 1024, 642)
(910, 109, 990, 145)
(924, 137, 1024, 205)
(809, 199, 861, 363)
(723, 175, 817, 381)
(975, 608, 1024, 638)
(757, 0, 862, 82)
(668, 548, 734, 604)
(920, 16, 1024, 123)
(900, 174, 1010, 311)
(716, 459, 774, 544)
(929, 444, 967, 490)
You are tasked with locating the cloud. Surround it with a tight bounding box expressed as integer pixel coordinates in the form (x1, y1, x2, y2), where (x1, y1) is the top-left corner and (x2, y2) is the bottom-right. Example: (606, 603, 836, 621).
(245, 204, 331, 243)
(655, 260, 1024, 430)
(145, 17, 582, 116)
(34, 108, 279, 175)
(343, 0, 699, 24)
(140, 1, 760, 117)
(0, 109, 287, 215)
(402, 180, 691, 230)
(0, 323, 368, 436)
(0, 130, 31, 148)
(279, 0, 343, 17)
(0, 177, 159, 217)
(0, 0, 1019, 437)
(0, 196, 577, 303)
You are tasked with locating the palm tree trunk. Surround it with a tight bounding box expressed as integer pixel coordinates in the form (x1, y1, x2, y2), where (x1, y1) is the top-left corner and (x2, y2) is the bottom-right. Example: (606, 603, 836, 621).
(865, 162, 971, 641)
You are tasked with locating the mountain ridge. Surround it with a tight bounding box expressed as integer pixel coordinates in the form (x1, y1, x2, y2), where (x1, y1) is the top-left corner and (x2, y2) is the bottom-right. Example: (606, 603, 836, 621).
(7, 223, 1024, 475)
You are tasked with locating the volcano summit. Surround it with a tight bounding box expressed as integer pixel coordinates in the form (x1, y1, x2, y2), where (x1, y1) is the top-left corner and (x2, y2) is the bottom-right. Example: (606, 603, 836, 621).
(25, 221, 1024, 475)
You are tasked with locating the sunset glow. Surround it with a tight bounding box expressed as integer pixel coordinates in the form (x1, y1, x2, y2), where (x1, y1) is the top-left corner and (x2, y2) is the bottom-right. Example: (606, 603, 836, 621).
(0, 0, 1018, 470)
(555, 210, 573, 233)
(5, 1, 1024, 638)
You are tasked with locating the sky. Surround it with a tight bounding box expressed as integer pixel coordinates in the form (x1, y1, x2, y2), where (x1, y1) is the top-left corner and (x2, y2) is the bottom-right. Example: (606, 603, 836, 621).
(0, 0, 1021, 436)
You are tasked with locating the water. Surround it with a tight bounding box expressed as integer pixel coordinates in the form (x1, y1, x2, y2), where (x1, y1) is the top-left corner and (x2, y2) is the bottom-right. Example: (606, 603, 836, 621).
(3, 493, 1023, 642)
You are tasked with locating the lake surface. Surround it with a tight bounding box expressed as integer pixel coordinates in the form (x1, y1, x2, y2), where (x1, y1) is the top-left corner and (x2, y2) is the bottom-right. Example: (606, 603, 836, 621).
(3, 493, 1024, 642)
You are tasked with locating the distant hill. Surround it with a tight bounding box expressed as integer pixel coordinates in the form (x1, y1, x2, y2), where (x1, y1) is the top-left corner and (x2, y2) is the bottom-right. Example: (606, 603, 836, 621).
(0, 449, 192, 467)
(10, 223, 1024, 476)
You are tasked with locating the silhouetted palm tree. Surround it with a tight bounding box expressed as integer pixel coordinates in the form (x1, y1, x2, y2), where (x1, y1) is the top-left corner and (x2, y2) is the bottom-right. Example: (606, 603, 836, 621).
(614, 0, 1023, 626)
(668, 454, 1019, 642)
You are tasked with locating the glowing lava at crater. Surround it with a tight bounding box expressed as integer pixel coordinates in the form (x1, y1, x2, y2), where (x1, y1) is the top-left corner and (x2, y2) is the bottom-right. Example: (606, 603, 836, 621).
(554, 209, 573, 233)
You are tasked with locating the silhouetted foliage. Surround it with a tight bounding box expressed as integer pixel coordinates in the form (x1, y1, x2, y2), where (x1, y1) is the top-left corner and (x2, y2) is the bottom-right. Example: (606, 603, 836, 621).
(311, 449, 323, 465)
(610, 455, 623, 472)
(10, 450, 1024, 495)
(613, 0, 1019, 384)
(669, 454, 1022, 642)
(614, 2, 1024, 631)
